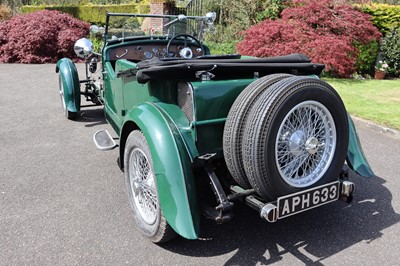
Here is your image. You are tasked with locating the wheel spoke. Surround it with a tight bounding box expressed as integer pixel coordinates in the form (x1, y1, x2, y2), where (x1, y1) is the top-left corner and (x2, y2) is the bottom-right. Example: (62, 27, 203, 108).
(129, 148, 158, 225)
(275, 101, 336, 187)
(281, 152, 309, 178)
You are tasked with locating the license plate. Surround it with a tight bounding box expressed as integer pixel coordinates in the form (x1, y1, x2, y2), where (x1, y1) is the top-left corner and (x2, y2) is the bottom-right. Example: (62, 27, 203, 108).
(277, 181, 340, 219)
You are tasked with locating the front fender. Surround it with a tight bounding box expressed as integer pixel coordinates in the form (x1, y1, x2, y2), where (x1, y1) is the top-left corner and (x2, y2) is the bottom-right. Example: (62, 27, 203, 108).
(122, 102, 199, 240)
(56, 58, 80, 112)
(346, 115, 374, 177)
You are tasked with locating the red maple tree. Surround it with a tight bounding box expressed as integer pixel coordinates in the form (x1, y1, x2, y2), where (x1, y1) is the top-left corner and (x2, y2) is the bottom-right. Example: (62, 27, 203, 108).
(237, 0, 381, 77)
(0, 10, 89, 63)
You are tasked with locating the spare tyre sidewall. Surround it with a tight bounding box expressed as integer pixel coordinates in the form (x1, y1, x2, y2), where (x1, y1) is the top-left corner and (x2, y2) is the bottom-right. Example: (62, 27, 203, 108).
(264, 84, 348, 197)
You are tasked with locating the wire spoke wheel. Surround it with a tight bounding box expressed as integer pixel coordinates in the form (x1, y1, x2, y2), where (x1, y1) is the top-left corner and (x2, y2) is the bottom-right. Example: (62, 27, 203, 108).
(124, 130, 176, 243)
(58, 73, 77, 119)
(129, 148, 158, 225)
(275, 101, 336, 187)
(59, 74, 67, 114)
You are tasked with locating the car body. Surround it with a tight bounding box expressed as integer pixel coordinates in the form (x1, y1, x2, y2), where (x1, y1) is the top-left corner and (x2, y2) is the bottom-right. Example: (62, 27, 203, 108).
(57, 12, 374, 243)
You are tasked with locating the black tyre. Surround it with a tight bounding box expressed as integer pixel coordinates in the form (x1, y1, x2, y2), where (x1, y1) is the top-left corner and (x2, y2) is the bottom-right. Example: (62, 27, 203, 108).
(223, 74, 293, 188)
(242, 77, 349, 200)
(58, 74, 77, 120)
(124, 130, 176, 243)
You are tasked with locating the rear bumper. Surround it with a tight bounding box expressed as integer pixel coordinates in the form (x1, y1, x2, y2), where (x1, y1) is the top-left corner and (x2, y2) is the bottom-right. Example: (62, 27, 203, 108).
(231, 179, 355, 223)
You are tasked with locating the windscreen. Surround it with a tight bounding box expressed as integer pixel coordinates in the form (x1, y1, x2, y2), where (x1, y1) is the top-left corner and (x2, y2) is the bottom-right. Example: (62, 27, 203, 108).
(105, 14, 205, 42)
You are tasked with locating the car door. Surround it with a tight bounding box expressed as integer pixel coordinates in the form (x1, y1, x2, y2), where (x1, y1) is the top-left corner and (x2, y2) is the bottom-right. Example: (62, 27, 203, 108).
(103, 61, 125, 132)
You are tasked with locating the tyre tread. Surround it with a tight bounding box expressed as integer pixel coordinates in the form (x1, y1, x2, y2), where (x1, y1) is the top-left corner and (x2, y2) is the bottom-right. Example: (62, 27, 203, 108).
(223, 74, 293, 188)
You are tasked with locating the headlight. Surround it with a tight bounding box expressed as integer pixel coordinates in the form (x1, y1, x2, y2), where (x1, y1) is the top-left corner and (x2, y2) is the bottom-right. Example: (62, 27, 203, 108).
(74, 38, 94, 58)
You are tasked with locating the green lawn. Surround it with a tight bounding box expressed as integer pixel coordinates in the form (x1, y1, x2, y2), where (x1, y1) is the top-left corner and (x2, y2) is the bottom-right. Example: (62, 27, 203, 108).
(323, 78, 400, 130)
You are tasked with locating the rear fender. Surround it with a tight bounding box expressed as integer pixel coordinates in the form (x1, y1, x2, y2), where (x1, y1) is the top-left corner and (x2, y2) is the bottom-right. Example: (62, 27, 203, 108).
(121, 102, 199, 240)
(56, 58, 81, 112)
(346, 115, 374, 177)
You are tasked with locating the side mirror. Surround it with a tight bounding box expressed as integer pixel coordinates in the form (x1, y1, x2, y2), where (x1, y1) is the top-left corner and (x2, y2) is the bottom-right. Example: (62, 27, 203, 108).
(74, 38, 94, 58)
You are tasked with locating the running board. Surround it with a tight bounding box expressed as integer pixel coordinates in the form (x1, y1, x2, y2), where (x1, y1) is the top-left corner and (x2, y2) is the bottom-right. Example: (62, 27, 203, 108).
(93, 130, 118, 150)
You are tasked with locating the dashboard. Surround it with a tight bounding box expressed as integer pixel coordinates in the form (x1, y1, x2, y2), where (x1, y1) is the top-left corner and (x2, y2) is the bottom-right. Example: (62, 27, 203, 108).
(108, 43, 204, 62)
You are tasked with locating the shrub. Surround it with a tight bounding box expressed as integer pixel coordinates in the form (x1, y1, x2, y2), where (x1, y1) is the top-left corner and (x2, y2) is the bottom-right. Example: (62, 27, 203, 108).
(89, 32, 104, 53)
(357, 3, 400, 35)
(355, 40, 379, 75)
(202, 0, 278, 48)
(237, 0, 381, 77)
(0, 10, 89, 63)
(205, 41, 238, 55)
(255, 0, 288, 22)
(381, 28, 400, 76)
(0, 4, 12, 21)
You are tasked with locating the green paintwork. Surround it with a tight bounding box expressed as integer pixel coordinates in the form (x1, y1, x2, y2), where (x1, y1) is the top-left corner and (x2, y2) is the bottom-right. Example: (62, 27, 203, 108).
(56, 58, 80, 112)
(103, 59, 154, 135)
(148, 80, 179, 103)
(192, 79, 255, 120)
(191, 79, 255, 154)
(156, 102, 199, 161)
(346, 115, 374, 177)
(122, 102, 199, 239)
(103, 58, 186, 136)
(103, 61, 124, 133)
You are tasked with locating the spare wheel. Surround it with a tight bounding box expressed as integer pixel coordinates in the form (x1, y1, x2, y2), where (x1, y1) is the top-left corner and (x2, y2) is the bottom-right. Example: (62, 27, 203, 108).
(241, 76, 349, 201)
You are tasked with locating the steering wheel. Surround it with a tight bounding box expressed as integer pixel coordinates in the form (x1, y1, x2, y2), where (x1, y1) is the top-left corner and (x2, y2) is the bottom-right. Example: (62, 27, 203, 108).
(166, 34, 204, 59)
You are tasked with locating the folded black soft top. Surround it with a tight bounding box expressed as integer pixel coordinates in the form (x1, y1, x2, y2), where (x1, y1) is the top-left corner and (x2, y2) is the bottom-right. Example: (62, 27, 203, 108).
(136, 53, 312, 69)
(118, 53, 325, 83)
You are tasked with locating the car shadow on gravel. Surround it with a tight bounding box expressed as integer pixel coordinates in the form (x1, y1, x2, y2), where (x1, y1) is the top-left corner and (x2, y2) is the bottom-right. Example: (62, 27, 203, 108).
(74, 106, 107, 127)
(161, 172, 400, 265)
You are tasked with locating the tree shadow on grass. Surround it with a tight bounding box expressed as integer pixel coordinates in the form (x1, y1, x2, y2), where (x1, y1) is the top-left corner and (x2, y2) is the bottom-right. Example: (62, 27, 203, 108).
(161, 172, 399, 265)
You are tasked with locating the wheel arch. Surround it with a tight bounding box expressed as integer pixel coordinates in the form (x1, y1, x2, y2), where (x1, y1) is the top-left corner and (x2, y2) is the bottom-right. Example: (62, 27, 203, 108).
(346, 115, 374, 177)
(56, 58, 81, 113)
(119, 120, 139, 170)
(120, 102, 200, 240)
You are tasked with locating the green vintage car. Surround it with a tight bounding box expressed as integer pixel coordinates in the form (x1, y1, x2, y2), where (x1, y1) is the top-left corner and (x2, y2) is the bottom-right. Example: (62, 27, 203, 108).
(57, 12, 373, 243)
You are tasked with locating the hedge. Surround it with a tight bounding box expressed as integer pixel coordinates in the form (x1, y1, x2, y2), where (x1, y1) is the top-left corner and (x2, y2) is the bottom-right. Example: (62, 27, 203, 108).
(20, 4, 150, 24)
(356, 4, 400, 35)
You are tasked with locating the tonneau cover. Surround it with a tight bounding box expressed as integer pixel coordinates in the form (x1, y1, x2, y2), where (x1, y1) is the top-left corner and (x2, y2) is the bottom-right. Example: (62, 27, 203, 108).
(131, 54, 324, 83)
(136, 53, 312, 69)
